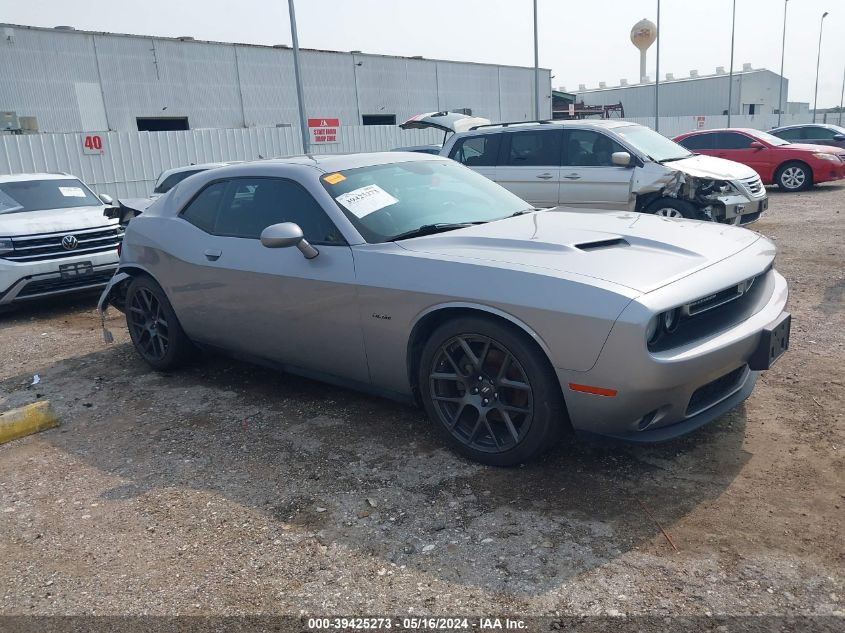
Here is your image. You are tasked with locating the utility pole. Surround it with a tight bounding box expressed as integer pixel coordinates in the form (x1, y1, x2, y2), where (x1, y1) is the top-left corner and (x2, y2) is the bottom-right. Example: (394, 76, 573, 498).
(777, 0, 788, 127)
(655, 0, 660, 132)
(533, 0, 540, 120)
(288, 0, 310, 154)
(839, 66, 844, 126)
(727, 0, 736, 126)
(813, 12, 829, 123)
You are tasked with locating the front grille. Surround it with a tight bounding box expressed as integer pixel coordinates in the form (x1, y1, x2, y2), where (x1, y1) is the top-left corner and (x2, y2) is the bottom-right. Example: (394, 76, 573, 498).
(738, 175, 765, 197)
(687, 274, 758, 317)
(686, 366, 747, 416)
(16, 270, 115, 298)
(739, 210, 762, 225)
(4, 225, 122, 262)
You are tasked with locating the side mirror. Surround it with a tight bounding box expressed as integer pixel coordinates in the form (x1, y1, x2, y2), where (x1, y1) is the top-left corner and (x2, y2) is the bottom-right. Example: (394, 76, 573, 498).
(833, 134, 845, 141)
(260, 222, 319, 259)
(98, 193, 114, 205)
(749, 141, 765, 150)
(611, 151, 632, 167)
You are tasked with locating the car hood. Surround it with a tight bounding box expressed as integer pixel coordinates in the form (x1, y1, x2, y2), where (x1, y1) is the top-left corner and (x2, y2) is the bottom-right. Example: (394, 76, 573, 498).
(396, 211, 763, 294)
(400, 111, 492, 134)
(780, 142, 845, 154)
(0, 205, 115, 237)
(666, 154, 759, 180)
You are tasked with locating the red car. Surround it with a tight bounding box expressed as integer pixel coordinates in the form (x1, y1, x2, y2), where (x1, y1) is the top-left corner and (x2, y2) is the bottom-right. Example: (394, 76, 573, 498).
(674, 128, 845, 192)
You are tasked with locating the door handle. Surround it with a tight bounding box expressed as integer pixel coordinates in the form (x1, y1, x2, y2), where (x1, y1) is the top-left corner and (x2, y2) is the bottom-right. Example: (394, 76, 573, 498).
(203, 249, 222, 261)
(536, 173, 554, 180)
(563, 173, 581, 180)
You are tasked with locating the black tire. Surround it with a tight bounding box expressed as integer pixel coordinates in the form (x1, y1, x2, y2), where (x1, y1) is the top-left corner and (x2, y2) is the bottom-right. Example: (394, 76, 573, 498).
(125, 275, 193, 370)
(775, 161, 812, 191)
(418, 316, 566, 466)
(645, 198, 707, 221)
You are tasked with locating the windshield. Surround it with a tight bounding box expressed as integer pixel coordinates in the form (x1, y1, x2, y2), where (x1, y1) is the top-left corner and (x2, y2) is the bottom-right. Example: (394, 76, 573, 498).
(615, 125, 693, 162)
(752, 130, 791, 146)
(0, 179, 101, 215)
(322, 159, 532, 243)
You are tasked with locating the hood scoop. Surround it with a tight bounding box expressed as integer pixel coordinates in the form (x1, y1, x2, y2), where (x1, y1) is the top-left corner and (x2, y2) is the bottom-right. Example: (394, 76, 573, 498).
(575, 238, 629, 252)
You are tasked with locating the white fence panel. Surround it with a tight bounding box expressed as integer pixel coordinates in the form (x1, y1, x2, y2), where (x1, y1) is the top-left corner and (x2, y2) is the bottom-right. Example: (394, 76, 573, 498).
(0, 125, 441, 198)
(625, 113, 814, 137)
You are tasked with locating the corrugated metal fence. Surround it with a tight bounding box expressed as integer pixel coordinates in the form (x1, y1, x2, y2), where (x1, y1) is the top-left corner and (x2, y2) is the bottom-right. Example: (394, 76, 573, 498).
(0, 126, 441, 198)
(0, 114, 820, 198)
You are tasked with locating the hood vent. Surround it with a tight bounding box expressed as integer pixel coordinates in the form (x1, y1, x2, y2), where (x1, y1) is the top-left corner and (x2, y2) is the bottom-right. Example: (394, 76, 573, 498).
(575, 238, 629, 251)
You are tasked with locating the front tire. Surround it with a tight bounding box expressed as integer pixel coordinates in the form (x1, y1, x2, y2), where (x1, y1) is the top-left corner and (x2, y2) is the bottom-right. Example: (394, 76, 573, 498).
(125, 275, 193, 370)
(775, 161, 812, 191)
(418, 316, 566, 466)
(646, 198, 707, 221)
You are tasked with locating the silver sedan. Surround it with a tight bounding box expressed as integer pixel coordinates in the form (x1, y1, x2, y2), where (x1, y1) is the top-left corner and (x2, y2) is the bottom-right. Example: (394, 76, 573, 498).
(98, 152, 790, 465)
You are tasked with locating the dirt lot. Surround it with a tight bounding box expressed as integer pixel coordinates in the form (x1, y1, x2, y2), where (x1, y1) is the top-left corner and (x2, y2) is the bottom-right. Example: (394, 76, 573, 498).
(0, 185, 843, 620)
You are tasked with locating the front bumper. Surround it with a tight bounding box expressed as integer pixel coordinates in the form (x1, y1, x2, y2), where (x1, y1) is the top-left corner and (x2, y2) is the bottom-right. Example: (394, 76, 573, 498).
(556, 266, 788, 442)
(813, 160, 845, 184)
(0, 251, 119, 306)
(718, 192, 768, 225)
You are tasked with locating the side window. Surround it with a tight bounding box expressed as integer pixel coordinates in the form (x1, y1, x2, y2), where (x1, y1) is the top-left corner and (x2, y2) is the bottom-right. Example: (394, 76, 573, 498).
(211, 178, 344, 244)
(501, 130, 561, 166)
(180, 181, 227, 233)
(774, 128, 802, 141)
(563, 130, 627, 167)
(805, 126, 837, 140)
(678, 133, 715, 150)
(154, 169, 204, 194)
(714, 132, 753, 149)
(448, 134, 501, 167)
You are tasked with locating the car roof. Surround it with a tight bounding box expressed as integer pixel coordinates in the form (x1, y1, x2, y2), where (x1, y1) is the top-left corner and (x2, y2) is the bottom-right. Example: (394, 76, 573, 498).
(461, 119, 639, 135)
(257, 151, 445, 172)
(770, 123, 840, 131)
(0, 172, 81, 183)
(678, 127, 761, 136)
(157, 161, 240, 177)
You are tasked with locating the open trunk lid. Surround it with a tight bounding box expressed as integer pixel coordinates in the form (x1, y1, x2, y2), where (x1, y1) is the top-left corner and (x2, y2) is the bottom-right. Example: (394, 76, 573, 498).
(400, 111, 491, 134)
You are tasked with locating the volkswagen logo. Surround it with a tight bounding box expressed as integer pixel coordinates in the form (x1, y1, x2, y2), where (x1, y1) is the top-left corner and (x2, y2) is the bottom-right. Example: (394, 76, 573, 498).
(61, 235, 79, 250)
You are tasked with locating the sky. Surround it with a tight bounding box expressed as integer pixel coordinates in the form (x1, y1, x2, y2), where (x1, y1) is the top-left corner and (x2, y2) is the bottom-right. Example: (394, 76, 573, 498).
(4, 0, 845, 108)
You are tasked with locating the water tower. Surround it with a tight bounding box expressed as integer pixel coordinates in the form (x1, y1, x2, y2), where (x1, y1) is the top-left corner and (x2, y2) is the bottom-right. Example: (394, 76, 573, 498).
(630, 18, 657, 82)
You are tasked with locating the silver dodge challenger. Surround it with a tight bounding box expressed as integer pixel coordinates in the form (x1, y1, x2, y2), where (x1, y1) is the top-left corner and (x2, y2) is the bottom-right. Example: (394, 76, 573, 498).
(98, 152, 790, 466)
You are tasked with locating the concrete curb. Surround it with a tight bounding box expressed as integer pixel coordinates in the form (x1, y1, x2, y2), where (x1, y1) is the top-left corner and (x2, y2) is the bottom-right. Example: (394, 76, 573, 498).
(0, 401, 60, 445)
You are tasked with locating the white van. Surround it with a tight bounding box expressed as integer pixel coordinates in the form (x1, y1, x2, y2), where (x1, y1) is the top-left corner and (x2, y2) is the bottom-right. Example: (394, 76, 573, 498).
(401, 113, 767, 224)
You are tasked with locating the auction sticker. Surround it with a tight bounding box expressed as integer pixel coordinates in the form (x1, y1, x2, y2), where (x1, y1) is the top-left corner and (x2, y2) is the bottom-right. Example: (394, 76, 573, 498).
(59, 186, 87, 197)
(336, 185, 398, 218)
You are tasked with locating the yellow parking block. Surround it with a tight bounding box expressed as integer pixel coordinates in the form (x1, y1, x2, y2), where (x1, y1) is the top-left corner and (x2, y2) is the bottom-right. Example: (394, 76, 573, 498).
(0, 401, 60, 445)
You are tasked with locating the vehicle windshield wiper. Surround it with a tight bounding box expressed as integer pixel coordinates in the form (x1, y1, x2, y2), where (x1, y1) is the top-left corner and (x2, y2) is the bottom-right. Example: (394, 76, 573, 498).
(389, 222, 480, 241)
(658, 155, 693, 163)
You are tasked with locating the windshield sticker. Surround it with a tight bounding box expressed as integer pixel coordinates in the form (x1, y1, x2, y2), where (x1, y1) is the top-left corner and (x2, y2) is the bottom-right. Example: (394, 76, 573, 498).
(335, 185, 398, 218)
(59, 186, 87, 198)
(323, 172, 346, 185)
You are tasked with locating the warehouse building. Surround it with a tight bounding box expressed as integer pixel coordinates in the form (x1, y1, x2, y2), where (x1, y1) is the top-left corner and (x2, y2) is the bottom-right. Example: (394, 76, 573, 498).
(573, 66, 790, 118)
(0, 23, 552, 134)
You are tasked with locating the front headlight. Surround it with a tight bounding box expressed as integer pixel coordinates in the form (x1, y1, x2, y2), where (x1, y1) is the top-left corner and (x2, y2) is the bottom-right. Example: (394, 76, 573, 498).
(812, 152, 840, 162)
(0, 238, 12, 256)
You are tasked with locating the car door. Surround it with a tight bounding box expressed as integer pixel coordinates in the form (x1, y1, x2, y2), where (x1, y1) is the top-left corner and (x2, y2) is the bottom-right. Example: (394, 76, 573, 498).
(712, 132, 770, 178)
(557, 129, 634, 210)
(446, 133, 502, 184)
(495, 129, 562, 207)
(176, 176, 369, 383)
(677, 131, 716, 156)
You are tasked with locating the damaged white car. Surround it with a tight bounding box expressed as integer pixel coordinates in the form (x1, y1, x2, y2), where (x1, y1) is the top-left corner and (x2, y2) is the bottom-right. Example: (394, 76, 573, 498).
(401, 113, 767, 225)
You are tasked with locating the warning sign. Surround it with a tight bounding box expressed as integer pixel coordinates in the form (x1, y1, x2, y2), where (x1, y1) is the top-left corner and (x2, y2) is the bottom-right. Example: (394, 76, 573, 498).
(695, 116, 706, 129)
(308, 118, 340, 144)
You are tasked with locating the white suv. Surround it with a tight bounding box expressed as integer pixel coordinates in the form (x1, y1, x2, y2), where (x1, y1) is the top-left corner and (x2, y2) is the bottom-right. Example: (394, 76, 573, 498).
(402, 113, 767, 224)
(0, 173, 120, 307)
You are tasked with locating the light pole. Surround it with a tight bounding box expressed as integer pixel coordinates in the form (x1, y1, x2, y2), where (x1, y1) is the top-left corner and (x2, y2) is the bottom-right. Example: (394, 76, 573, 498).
(839, 66, 844, 126)
(287, 0, 310, 154)
(655, 0, 660, 132)
(727, 0, 736, 126)
(533, 0, 540, 120)
(813, 11, 828, 123)
(777, 0, 788, 127)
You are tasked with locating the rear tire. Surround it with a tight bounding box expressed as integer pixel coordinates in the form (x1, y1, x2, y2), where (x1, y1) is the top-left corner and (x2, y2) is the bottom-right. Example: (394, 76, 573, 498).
(775, 161, 812, 191)
(646, 198, 707, 221)
(418, 316, 566, 466)
(125, 275, 193, 370)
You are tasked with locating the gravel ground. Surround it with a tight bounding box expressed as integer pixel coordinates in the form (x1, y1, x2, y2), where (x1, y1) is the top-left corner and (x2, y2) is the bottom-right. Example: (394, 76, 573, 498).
(0, 185, 843, 620)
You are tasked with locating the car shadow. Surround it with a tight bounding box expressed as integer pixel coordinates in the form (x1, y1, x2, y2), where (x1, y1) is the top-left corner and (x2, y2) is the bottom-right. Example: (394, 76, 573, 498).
(0, 293, 101, 325)
(4, 343, 751, 597)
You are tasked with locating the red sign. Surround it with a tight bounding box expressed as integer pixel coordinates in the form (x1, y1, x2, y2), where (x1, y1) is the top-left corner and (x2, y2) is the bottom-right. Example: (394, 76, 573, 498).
(308, 118, 340, 144)
(82, 134, 104, 155)
(695, 116, 706, 129)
